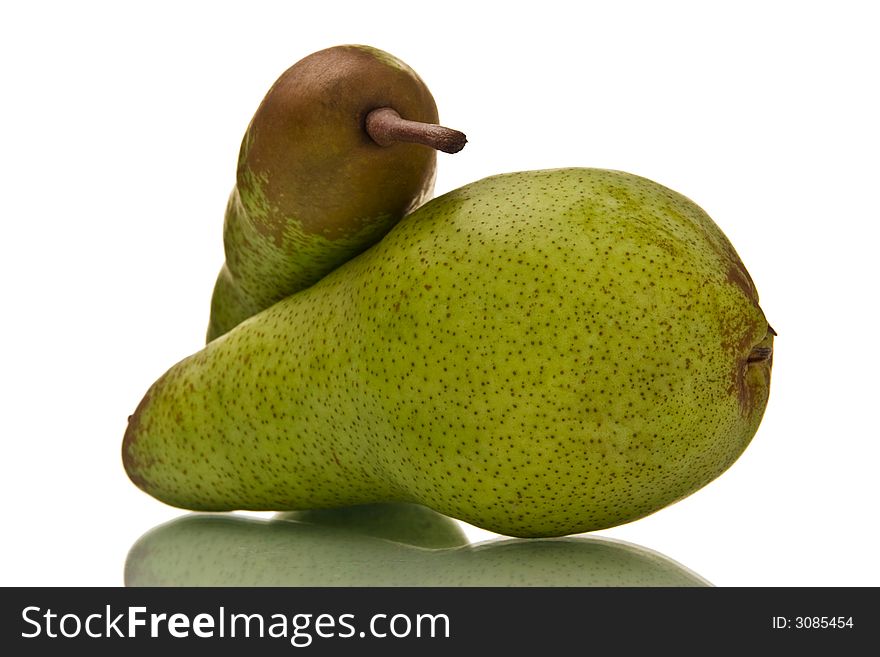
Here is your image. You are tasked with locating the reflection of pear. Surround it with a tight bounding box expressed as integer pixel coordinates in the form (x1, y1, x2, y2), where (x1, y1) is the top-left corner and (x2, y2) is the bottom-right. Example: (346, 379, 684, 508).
(278, 503, 468, 549)
(125, 507, 709, 587)
(440, 539, 710, 587)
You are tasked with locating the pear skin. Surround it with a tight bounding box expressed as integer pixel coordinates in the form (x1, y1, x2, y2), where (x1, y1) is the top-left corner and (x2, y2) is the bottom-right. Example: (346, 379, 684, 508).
(125, 168, 773, 537)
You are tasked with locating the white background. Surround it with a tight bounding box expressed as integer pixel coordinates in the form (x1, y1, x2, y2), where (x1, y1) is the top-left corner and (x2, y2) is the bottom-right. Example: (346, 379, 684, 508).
(2, 0, 878, 586)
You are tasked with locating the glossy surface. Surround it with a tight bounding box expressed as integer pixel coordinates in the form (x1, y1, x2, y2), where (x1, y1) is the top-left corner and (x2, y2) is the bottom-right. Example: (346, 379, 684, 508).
(125, 505, 710, 587)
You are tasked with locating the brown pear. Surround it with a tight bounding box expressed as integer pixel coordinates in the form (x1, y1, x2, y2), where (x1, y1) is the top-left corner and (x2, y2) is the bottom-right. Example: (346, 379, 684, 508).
(207, 44, 465, 341)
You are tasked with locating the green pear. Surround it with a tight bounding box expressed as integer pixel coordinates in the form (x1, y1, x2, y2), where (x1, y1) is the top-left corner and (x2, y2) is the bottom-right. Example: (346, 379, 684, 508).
(207, 44, 466, 341)
(123, 168, 773, 537)
(125, 508, 710, 586)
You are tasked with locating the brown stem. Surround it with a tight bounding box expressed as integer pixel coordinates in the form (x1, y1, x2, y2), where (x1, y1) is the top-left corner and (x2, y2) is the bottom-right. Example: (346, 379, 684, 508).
(365, 107, 467, 154)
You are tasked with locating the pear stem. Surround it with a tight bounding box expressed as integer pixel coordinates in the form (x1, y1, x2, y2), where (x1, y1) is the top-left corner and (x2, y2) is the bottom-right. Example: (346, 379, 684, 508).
(365, 107, 467, 154)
